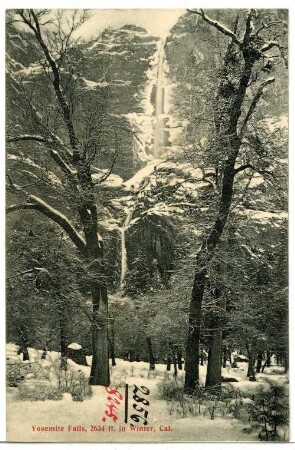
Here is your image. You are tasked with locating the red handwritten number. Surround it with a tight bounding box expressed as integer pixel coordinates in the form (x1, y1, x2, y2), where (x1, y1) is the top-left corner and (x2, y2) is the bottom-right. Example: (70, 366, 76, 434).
(105, 386, 123, 400)
(104, 404, 119, 422)
(103, 386, 123, 423)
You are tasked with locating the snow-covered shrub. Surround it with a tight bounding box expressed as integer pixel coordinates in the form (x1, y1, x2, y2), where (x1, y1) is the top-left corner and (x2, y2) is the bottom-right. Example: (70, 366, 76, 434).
(6, 361, 48, 387)
(175, 397, 190, 418)
(157, 378, 184, 401)
(52, 363, 92, 401)
(158, 379, 201, 418)
(17, 380, 62, 401)
(6, 364, 24, 387)
(228, 398, 245, 419)
(246, 383, 288, 441)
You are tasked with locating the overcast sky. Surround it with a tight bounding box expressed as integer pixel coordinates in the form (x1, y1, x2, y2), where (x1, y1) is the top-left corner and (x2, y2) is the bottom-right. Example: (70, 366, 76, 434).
(77, 9, 185, 40)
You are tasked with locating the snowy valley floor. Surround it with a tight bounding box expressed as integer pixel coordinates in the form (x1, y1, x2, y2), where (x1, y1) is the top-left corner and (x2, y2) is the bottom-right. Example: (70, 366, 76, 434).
(6, 344, 289, 442)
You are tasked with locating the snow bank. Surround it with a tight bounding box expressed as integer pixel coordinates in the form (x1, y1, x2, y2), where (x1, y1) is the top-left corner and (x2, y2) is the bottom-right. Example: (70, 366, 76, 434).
(6, 344, 288, 442)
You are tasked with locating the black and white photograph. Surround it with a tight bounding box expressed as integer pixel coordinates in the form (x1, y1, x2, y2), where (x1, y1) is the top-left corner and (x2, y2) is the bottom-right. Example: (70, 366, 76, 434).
(4, 6, 289, 443)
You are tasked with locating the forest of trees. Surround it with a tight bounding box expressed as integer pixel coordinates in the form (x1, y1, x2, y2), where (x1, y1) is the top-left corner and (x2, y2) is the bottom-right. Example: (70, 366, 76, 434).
(6, 8, 288, 395)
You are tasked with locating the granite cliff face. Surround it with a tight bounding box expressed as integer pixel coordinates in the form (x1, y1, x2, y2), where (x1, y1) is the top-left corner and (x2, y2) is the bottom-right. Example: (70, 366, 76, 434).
(6, 24, 160, 179)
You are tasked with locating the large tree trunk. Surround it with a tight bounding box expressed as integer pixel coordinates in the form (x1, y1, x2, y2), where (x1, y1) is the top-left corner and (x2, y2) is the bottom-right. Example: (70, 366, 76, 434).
(184, 269, 206, 393)
(206, 277, 226, 388)
(206, 328, 223, 387)
(89, 285, 110, 385)
(81, 205, 110, 386)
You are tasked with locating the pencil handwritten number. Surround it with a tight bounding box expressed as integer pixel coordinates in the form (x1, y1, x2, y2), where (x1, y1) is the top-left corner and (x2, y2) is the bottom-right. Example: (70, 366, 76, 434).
(130, 385, 150, 425)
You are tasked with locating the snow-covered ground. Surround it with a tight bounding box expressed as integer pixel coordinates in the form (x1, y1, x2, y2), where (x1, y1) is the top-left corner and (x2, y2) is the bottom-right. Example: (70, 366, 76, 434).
(6, 344, 288, 442)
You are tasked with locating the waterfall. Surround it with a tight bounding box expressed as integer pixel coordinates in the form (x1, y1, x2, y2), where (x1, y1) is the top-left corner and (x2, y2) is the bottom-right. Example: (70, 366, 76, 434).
(119, 40, 170, 291)
(119, 209, 133, 291)
(120, 227, 127, 291)
(154, 40, 166, 157)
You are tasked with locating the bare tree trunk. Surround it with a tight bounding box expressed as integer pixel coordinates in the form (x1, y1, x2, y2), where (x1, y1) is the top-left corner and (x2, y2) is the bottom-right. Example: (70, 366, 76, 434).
(284, 350, 289, 373)
(109, 318, 116, 367)
(246, 345, 256, 381)
(177, 350, 183, 370)
(228, 347, 232, 365)
(206, 328, 223, 387)
(184, 269, 206, 392)
(206, 276, 226, 388)
(223, 347, 227, 368)
(147, 336, 155, 370)
(17, 330, 30, 361)
(173, 356, 178, 378)
(19, 344, 30, 361)
(256, 352, 263, 373)
(266, 350, 272, 367)
(59, 298, 68, 370)
(200, 351, 204, 366)
(89, 285, 110, 385)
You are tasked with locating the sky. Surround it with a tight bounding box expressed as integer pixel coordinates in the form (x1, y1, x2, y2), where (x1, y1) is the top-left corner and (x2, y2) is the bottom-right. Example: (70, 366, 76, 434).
(76, 9, 186, 40)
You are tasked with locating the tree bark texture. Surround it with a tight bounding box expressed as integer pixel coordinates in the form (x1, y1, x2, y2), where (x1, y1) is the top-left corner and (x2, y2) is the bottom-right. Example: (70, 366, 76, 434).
(147, 336, 156, 370)
(206, 328, 223, 387)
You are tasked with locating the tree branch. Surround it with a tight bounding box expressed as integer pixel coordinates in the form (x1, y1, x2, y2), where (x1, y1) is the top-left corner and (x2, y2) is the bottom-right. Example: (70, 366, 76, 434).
(7, 267, 51, 280)
(17, 9, 80, 157)
(261, 40, 280, 52)
(7, 135, 76, 178)
(7, 196, 87, 255)
(6, 72, 76, 171)
(7, 153, 65, 188)
(242, 9, 257, 46)
(189, 9, 241, 46)
(234, 163, 274, 177)
(239, 78, 275, 137)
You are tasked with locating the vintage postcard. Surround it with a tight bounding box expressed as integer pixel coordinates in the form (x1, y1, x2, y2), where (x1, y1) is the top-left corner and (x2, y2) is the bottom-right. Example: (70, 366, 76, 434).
(5, 8, 289, 442)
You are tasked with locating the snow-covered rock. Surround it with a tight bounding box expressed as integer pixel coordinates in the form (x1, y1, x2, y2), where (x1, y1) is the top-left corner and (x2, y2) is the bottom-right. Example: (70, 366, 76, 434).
(67, 343, 82, 350)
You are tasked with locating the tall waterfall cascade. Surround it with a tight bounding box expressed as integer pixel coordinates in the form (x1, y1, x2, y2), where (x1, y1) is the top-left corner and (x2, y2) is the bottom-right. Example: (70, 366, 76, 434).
(154, 41, 171, 157)
(119, 40, 174, 291)
(119, 209, 133, 291)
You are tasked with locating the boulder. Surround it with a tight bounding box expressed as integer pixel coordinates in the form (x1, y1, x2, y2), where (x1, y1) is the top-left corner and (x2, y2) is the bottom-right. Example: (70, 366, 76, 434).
(234, 354, 249, 363)
(66, 344, 88, 366)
